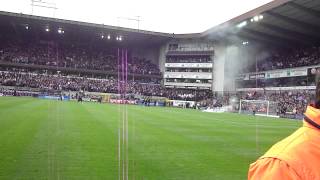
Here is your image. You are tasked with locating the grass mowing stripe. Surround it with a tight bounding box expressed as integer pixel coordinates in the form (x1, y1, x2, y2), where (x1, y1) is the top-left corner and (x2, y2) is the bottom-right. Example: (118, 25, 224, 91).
(0, 97, 301, 180)
(127, 105, 300, 179)
(58, 101, 118, 179)
(0, 99, 49, 179)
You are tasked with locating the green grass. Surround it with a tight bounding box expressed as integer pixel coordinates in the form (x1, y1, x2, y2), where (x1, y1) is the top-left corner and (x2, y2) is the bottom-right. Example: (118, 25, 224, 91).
(0, 96, 301, 180)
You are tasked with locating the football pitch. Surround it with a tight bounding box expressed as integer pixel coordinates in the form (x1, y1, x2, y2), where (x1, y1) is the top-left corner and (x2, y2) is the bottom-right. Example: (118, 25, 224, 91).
(0, 97, 301, 180)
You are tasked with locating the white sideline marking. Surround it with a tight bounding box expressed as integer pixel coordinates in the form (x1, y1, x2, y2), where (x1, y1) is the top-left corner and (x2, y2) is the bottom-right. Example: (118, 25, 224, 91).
(255, 114, 280, 118)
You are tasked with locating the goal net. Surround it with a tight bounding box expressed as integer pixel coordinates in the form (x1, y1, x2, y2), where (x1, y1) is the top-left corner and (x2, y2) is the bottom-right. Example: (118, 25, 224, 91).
(238, 99, 279, 117)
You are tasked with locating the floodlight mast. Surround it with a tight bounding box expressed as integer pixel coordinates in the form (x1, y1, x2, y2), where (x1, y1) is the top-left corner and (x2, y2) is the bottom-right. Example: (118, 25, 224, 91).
(31, 0, 58, 17)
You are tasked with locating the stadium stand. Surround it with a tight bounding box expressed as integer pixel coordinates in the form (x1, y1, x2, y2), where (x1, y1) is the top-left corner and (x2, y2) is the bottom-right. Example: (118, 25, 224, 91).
(236, 90, 312, 118)
(0, 41, 161, 75)
(1, 0, 320, 119)
(0, 33, 316, 117)
(3, 1, 320, 179)
(0, 68, 213, 102)
(245, 46, 320, 73)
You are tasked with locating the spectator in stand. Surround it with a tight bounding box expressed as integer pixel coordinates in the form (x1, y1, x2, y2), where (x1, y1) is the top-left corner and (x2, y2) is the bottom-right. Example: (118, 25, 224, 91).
(243, 46, 320, 73)
(236, 90, 312, 118)
(0, 70, 213, 102)
(0, 41, 161, 75)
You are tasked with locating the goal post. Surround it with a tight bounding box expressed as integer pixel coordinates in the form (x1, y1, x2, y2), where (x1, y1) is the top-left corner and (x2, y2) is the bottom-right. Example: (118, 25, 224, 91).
(239, 99, 279, 117)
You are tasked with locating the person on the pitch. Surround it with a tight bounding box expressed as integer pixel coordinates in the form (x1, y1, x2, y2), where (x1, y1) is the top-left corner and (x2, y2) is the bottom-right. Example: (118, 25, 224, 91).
(252, 105, 256, 116)
(248, 71, 320, 180)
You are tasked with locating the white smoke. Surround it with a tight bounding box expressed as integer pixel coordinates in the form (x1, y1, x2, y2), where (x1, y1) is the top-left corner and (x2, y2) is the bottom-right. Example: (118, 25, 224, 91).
(207, 26, 271, 93)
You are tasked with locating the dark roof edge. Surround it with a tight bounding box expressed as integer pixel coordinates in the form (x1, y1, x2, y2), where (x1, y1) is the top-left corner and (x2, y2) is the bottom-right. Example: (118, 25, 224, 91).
(201, 0, 292, 36)
(0, 10, 175, 38)
(0, 0, 291, 40)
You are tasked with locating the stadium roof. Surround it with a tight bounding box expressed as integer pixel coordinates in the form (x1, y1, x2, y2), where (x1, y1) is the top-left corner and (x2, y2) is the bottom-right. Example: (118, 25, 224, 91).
(203, 0, 320, 47)
(0, 10, 201, 46)
(0, 0, 319, 47)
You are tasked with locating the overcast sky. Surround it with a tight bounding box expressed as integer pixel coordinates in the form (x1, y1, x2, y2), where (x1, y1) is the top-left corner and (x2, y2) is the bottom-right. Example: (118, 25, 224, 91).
(1, 0, 273, 34)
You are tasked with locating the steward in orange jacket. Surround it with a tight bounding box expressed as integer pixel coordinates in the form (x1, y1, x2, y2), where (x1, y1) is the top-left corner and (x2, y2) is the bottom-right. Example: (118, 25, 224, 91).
(248, 105, 320, 180)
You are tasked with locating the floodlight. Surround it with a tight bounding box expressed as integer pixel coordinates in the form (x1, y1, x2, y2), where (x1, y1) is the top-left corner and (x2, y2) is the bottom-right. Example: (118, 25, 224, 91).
(237, 21, 247, 28)
(253, 16, 259, 22)
(242, 41, 249, 45)
(116, 35, 122, 41)
(58, 28, 64, 34)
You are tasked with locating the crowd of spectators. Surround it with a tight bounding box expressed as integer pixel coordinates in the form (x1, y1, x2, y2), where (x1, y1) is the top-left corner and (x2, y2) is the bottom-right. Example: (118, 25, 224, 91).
(270, 91, 312, 116)
(0, 42, 161, 75)
(238, 90, 313, 117)
(235, 46, 320, 116)
(245, 46, 320, 73)
(237, 77, 312, 88)
(0, 88, 37, 97)
(0, 70, 212, 101)
(1, 40, 319, 118)
(0, 69, 314, 118)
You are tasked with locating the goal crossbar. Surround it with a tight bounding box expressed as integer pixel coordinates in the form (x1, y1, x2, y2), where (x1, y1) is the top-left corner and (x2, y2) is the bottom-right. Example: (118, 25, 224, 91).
(239, 99, 277, 117)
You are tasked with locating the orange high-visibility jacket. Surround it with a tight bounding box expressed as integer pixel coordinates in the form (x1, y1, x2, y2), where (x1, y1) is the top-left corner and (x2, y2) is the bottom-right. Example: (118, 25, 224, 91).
(248, 105, 320, 180)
